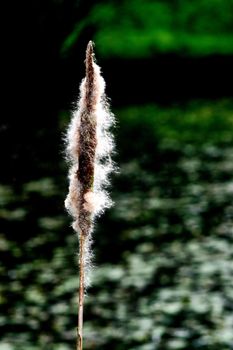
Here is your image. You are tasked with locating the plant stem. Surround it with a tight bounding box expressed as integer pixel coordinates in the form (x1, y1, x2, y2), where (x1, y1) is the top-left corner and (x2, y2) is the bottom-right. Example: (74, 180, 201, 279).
(77, 233, 85, 350)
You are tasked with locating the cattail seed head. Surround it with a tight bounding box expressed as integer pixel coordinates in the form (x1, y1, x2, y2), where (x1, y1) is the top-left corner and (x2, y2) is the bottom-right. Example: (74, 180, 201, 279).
(65, 41, 115, 237)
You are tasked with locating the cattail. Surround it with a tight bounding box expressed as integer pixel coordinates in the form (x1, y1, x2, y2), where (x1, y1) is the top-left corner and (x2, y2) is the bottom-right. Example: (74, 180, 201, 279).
(65, 41, 115, 350)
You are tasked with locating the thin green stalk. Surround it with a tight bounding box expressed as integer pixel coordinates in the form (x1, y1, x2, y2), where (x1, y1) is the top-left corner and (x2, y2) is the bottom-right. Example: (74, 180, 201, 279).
(77, 234, 85, 350)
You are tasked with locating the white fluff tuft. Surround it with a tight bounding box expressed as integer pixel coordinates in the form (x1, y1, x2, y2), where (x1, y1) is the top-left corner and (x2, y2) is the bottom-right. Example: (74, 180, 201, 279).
(65, 54, 115, 227)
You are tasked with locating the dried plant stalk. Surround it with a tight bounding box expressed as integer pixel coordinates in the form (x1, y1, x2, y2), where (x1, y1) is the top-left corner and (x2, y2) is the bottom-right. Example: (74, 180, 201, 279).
(65, 41, 115, 350)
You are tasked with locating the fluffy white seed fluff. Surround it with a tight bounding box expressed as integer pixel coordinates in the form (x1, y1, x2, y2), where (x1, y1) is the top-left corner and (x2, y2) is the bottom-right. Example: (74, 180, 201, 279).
(65, 42, 115, 287)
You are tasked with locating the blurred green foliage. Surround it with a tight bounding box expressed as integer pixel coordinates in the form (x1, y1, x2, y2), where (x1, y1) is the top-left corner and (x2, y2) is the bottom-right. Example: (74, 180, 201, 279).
(62, 0, 233, 57)
(2, 0, 233, 348)
(1, 100, 233, 349)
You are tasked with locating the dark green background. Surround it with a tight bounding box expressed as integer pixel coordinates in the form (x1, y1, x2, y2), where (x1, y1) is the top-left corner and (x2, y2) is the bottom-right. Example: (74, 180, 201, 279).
(1, 0, 233, 349)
